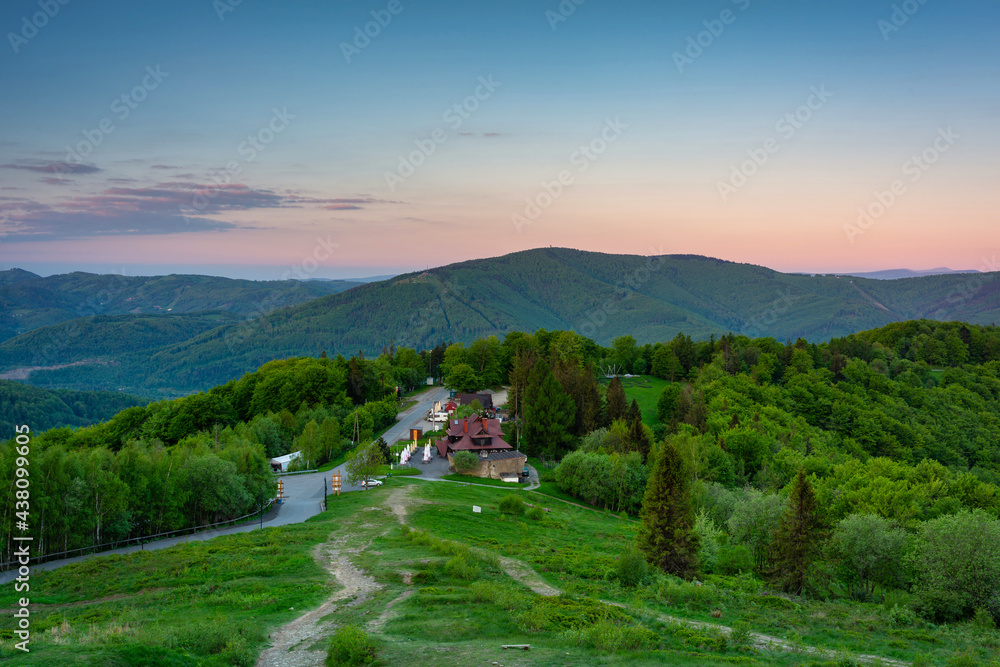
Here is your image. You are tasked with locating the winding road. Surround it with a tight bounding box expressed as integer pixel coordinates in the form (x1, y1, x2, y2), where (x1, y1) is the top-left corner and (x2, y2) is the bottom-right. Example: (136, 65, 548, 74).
(0, 386, 452, 585)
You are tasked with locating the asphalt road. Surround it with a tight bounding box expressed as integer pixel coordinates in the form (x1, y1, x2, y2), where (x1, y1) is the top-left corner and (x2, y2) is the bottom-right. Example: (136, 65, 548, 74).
(0, 386, 452, 585)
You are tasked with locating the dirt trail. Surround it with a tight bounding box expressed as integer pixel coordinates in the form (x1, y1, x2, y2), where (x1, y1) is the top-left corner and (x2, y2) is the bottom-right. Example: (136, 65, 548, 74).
(600, 601, 908, 667)
(256, 485, 418, 666)
(495, 556, 560, 597)
(254, 531, 382, 667)
(366, 589, 414, 633)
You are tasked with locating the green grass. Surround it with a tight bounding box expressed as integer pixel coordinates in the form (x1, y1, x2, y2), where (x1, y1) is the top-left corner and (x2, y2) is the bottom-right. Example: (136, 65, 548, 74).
(599, 375, 671, 425)
(441, 474, 526, 488)
(7, 478, 999, 666)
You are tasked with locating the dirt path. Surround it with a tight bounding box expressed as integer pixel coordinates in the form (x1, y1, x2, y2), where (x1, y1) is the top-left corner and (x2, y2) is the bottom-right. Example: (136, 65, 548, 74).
(496, 556, 560, 597)
(256, 485, 419, 666)
(366, 589, 414, 633)
(601, 601, 909, 667)
(254, 531, 382, 667)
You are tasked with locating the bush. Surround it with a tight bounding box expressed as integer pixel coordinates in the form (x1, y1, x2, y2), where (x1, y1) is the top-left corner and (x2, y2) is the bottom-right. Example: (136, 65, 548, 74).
(972, 607, 997, 632)
(452, 450, 479, 474)
(498, 494, 525, 517)
(888, 604, 917, 627)
(444, 554, 481, 581)
(616, 548, 648, 588)
(911, 509, 1000, 622)
(526, 506, 545, 521)
(717, 544, 754, 575)
(728, 620, 753, 649)
(326, 625, 379, 666)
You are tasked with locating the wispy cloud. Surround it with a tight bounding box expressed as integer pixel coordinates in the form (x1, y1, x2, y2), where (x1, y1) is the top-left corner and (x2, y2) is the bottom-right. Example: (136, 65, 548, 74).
(0, 182, 401, 241)
(1, 160, 101, 175)
(39, 177, 74, 185)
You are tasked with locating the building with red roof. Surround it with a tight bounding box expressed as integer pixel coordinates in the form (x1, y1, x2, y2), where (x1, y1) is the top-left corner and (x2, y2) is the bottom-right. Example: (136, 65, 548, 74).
(435, 414, 525, 480)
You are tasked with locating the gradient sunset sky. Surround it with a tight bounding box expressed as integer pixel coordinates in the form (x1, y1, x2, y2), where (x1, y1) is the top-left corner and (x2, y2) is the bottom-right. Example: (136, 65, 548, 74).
(1, 0, 997, 280)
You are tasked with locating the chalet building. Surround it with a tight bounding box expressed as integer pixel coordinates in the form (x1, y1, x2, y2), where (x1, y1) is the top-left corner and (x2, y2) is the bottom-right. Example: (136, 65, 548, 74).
(436, 415, 525, 480)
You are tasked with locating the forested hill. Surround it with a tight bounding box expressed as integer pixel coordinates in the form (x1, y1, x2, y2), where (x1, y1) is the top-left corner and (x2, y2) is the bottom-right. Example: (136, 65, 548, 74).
(140, 249, 999, 389)
(0, 269, 357, 342)
(4, 249, 998, 395)
(0, 380, 147, 439)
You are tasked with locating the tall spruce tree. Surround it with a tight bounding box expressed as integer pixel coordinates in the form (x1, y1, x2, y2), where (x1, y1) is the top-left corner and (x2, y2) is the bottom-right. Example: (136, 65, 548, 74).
(626, 398, 641, 425)
(637, 439, 699, 578)
(627, 415, 652, 462)
(772, 468, 822, 595)
(524, 360, 576, 458)
(606, 376, 627, 425)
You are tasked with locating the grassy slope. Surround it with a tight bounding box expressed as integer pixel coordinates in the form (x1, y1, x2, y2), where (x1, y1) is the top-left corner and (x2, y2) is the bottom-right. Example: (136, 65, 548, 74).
(4, 478, 998, 666)
(600, 374, 672, 426)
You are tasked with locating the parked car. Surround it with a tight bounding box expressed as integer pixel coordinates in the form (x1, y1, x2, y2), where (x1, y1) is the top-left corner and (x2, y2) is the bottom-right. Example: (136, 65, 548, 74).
(521, 467, 530, 478)
(363, 479, 383, 489)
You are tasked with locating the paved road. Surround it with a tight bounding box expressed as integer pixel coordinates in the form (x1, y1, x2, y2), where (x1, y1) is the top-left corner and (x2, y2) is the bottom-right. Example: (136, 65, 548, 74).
(0, 387, 452, 585)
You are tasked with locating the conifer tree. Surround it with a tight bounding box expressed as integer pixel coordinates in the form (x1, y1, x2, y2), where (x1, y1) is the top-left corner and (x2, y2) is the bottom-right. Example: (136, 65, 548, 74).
(637, 439, 699, 578)
(626, 398, 641, 425)
(525, 360, 576, 458)
(627, 414, 652, 462)
(605, 376, 627, 425)
(772, 468, 822, 595)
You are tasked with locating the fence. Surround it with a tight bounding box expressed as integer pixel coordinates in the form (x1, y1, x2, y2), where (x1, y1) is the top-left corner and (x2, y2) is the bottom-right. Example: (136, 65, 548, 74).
(0, 499, 276, 571)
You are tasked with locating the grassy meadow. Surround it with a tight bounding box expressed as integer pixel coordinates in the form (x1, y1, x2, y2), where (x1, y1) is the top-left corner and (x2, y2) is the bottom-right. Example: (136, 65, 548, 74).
(2, 477, 998, 665)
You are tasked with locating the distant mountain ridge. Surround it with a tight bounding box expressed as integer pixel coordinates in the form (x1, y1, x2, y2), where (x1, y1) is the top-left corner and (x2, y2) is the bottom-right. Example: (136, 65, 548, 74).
(0, 270, 357, 342)
(840, 268, 980, 280)
(2, 248, 998, 395)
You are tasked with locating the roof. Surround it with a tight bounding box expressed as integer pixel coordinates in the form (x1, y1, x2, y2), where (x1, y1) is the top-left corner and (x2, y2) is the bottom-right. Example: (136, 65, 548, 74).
(445, 415, 502, 438)
(437, 414, 512, 457)
(457, 393, 493, 408)
(270, 451, 302, 464)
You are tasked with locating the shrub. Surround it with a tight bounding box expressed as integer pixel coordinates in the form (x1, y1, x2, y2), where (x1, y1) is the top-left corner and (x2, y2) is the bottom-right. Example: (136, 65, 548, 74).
(717, 544, 754, 575)
(888, 604, 917, 627)
(579, 620, 658, 652)
(616, 548, 648, 588)
(444, 554, 480, 581)
(728, 620, 753, 649)
(911, 509, 1000, 622)
(526, 506, 545, 521)
(452, 451, 479, 474)
(498, 494, 525, 517)
(326, 625, 378, 666)
(972, 607, 997, 632)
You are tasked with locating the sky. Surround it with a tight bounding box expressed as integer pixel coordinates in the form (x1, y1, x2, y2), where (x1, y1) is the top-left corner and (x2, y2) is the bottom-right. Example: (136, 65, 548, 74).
(0, 0, 998, 280)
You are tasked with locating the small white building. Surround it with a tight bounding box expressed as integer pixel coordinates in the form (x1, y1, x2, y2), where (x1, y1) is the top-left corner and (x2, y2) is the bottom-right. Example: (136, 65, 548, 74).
(270, 451, 302, 473)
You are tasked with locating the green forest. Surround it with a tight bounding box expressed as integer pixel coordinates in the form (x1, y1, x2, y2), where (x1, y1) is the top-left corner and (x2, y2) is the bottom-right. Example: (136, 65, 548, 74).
(4, 318, 1000, 631)
(4, 250, 999, 398)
